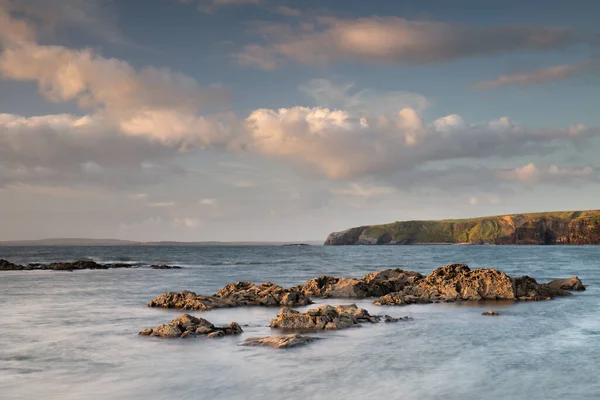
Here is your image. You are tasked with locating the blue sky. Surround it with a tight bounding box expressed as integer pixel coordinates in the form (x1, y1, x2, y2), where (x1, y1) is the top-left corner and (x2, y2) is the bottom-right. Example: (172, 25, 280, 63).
(0, 0, 599, 241)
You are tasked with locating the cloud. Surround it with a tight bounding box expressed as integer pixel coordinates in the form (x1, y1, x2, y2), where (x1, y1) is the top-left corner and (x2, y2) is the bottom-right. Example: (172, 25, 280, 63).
(497, 163, 597, 184)
(275, 6, 302, 17)
(300, 79, 429, 114)
(148, 201, 176, 207)
(243, 106, 598, 180)
(472, 60, 594, 89)
(237, 17, 581, 69)
(181, 0, 263, 13)
(0, 113, 184, 188)
(0, 0, 129, 45)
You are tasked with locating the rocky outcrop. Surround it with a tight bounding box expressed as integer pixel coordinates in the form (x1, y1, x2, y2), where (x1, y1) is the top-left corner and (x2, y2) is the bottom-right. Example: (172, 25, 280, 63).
(148, 282, 312, 311)
(0, 259, 138, 271)
(298, 269, 423, 298)
(139, 314, 242, 338)
(324, 226, 369, 245)
(148, 291, 239, 311)
(214, 281, 312, 307)
(324, 210, 600, 245)
(270, 304, 377, 330)
(269, 304, 409, 330)
(374, 264, 578, 306)
(242, 334, 320, 349)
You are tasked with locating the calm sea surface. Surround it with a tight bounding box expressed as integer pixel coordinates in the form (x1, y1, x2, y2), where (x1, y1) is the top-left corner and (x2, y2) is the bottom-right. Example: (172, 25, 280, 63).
(1, 245, 599, 400)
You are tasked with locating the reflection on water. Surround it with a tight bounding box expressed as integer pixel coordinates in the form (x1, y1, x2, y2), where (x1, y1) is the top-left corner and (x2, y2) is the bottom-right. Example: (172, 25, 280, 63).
(0, 245, 599, 400)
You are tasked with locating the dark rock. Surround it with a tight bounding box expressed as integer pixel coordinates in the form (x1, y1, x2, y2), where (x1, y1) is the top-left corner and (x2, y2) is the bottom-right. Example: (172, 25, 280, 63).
(298, 268, 423, 299)
(0, 259, 26, 270)
(547, 276, 585, 291)
(482, 310, 500, 316)
(242, 334, 320, 349)
(383, 315, 413, 323)
(150, 264, 182, 269)
(139, 314, 242, 339)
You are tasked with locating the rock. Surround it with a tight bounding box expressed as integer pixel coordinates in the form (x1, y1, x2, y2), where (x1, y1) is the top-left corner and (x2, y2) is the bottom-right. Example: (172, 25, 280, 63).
(383, 315, 413, 323)
(298, 268, 423, 299)
(149, 282, 312, 312)
(512, 276, 570, 301)
(482, 310, 500, 316)
(148, 290, 239, 311)
(151, 324, 182, 338)
(374, 264, 580, 306)
(0, 259, 27, 270)
(207, 331, 225, 339)
(214, 281, 312, 307)
(547, 276, 585, 291)
(0, 259, 138, 272)
(49, 260, 108, 271)
(150, 264, 182, 269)
(139, 314, 243, 339)
(242, 334, 320, 349)
(270, 304, 379, 330)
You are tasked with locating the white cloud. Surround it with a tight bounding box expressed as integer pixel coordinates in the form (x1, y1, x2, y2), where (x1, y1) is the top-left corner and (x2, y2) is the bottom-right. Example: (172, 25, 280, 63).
(148, 201, 176, 207)
(300, 79, 429, 114)
(238, 17, 580, 69)
(497, 163, 597, 185)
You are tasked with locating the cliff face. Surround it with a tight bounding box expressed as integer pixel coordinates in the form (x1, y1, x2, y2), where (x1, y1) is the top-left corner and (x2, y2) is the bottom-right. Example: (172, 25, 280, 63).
(324, 210, 600, 245)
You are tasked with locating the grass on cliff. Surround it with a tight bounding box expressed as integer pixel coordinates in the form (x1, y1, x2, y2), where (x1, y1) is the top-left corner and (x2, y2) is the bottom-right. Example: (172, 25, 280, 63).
(358, 210, 600, 243)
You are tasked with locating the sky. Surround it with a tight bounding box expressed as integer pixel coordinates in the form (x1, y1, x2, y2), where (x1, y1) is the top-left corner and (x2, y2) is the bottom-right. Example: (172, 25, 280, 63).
(0, 0, 599, 242)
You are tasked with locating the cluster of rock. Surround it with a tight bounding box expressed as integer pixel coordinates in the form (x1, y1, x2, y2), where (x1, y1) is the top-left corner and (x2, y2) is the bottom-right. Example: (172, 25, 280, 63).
(139, 314, 243, 339)
(0, 259, 181, 271)
(270, 304, 411, 331)
(148, 282, 312, 311)
(373, 264, 585, 306)
(139, 263, 585, 348)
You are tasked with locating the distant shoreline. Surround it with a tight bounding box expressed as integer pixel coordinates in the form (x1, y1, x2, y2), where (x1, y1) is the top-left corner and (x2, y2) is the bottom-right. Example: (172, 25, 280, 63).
(0, 239, 324, 247)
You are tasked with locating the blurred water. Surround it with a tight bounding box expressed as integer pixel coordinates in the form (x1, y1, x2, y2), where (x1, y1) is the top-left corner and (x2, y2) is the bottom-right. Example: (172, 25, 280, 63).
(0, 245, 599, 400)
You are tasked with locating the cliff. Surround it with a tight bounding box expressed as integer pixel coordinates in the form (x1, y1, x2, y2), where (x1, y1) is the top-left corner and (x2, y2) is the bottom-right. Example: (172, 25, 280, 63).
(324, 210, 600, 245)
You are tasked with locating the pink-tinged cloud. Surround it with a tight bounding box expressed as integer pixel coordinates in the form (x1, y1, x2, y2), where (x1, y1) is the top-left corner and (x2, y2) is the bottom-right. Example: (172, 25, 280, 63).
(472, 61, 593, 89)
(237, 17, 580, 69)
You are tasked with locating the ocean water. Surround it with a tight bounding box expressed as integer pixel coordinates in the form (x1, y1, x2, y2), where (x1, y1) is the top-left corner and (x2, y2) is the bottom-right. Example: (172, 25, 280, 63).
(1, 245, 599, 400)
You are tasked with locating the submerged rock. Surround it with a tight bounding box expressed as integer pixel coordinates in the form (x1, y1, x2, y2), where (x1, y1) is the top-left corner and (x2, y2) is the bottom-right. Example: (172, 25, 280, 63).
(298, 268, 423, 299)
(242, 334, 320, 349)
(139, 314, 242, 338)
(482, 310, 500, 316)
(374, 264, 581, 306)
(149, 282, 312, 311)
(383, 315, 413, 323)
(270, 304, 380, 330)
(150, 264, 182, 269)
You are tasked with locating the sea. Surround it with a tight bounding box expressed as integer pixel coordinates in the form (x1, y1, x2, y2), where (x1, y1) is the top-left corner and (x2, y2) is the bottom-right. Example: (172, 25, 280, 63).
(1, 245, 599, 400)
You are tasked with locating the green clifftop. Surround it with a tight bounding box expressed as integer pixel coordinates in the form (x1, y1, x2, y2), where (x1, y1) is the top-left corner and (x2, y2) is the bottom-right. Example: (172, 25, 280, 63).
(324, 210, 600, 245)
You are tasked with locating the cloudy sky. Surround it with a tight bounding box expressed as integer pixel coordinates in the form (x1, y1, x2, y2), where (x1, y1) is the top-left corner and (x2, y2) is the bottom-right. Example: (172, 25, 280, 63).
(1, 0, 599, 241)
